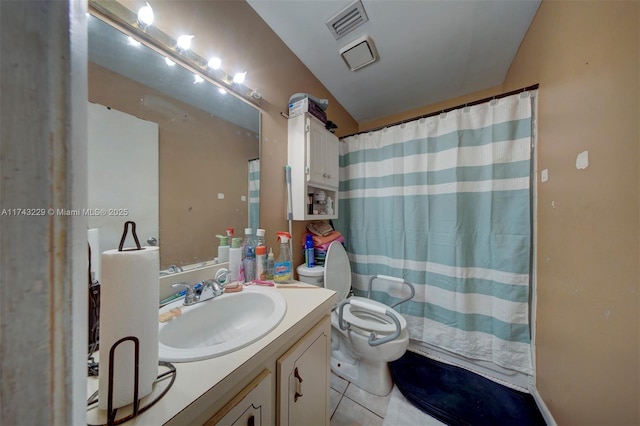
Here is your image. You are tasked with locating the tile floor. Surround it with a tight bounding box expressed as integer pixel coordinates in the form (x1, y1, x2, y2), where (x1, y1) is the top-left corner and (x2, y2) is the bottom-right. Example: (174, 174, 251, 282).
(329, 371, 446, 426)
(330, 372, 387, 425)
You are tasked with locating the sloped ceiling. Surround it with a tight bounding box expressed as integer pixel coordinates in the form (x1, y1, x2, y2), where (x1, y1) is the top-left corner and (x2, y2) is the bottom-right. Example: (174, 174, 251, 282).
(247, 0, 541, 123)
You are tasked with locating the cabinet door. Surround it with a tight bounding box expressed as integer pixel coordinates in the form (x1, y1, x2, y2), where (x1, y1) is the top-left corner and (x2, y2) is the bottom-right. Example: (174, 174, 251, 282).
(306, 116, 328, 186)
(206, 370, 272, 426)
(323, 132, 339, 188)
(277, 317, 331, 426)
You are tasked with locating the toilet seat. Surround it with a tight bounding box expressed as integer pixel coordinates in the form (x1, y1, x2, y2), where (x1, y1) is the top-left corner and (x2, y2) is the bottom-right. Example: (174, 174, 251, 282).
(324, 242, 407, 335)
(342, 296, 407, 334)
(323, 241, 351, 303)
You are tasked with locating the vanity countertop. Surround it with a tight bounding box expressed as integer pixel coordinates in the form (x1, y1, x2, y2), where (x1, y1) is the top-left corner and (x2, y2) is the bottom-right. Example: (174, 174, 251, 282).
(87, 282, 336, 425)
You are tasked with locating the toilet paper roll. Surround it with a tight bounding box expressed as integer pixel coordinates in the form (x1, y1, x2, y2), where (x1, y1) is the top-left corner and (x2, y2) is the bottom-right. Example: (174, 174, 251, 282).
(98, 246, 159, 410)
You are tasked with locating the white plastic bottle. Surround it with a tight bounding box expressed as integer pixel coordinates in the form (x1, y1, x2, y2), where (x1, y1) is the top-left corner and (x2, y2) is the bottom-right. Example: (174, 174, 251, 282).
(228, 237, 243, 282)
(215, 234, 230, 263)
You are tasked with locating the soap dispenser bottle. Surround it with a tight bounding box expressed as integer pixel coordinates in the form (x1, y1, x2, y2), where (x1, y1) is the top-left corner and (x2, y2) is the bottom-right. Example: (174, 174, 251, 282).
(274, 232, 292, 284)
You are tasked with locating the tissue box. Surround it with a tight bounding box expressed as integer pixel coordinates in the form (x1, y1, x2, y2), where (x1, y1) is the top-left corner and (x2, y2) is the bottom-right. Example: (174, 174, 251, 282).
(289, 98, 327, 124)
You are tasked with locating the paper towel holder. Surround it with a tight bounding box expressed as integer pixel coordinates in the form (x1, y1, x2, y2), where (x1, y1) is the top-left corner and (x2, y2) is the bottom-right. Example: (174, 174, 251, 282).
(87, 335, 177, 426)
(118, 221, 144, 252)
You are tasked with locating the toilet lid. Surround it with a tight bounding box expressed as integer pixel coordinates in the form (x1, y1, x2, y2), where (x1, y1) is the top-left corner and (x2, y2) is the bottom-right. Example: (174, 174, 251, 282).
(342, 296, 407, 334)
(323, 241, 351, 302)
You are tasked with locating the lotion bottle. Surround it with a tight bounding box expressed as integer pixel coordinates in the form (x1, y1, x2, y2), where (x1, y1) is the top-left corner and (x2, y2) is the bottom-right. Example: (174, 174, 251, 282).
(228, 237, 243, 282)
(215, 234, 230, 263)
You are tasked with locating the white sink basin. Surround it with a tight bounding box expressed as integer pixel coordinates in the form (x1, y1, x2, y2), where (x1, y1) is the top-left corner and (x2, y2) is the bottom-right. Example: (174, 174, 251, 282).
(158, 285, 287, 362)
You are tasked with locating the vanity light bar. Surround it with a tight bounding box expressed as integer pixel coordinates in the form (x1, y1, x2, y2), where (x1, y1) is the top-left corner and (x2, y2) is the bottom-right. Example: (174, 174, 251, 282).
(88, 0, 261, 107)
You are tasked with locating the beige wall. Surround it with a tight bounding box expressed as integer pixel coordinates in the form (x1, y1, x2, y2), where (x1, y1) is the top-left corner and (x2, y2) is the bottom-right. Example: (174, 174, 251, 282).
(503, 2, 639, 424)
(359, 1, 640, 424)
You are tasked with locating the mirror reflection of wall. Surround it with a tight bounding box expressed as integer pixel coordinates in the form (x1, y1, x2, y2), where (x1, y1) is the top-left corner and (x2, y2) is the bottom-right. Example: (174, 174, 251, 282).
(87, 13, 260, 269)
(87, 102, 159, 283)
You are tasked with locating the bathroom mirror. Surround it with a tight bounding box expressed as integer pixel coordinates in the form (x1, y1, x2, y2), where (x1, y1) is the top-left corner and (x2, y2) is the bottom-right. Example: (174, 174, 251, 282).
(87, 8, 261, 272)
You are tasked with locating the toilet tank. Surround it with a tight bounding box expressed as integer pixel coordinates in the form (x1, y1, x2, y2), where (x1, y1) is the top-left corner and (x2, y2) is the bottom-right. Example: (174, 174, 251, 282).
(296, 264, 325, 287)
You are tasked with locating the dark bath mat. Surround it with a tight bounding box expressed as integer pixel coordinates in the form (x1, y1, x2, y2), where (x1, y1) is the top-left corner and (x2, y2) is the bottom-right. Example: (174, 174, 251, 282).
(389, 351, 546, 426)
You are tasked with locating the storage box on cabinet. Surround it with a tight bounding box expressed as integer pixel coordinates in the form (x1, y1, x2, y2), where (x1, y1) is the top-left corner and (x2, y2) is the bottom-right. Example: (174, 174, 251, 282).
(288, 113, 339, 220)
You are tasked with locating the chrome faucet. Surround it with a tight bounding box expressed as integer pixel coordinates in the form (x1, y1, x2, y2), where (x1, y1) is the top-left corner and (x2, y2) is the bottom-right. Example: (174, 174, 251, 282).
(171, 276, 226, 307)
(195, 279, 224, 304)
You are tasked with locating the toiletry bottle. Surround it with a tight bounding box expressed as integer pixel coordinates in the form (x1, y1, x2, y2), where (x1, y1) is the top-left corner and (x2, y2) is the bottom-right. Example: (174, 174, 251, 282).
(256, 245, 267, 280)
(255, 228, 266, 250)
(304, 234, 315, 268)
(266, 247, 275, 280)
(254, 229, 266, 280)
(241, 228, 254, 259)
(240, 228, 254, 280)
(274, 232, 292, 283)
(215, 234, 230, 263)
(243, 246, 256, 282)
(228, 237, 243, 282)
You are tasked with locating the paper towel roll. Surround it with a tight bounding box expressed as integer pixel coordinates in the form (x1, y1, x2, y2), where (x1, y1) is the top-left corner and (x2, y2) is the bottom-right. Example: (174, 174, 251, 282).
(98, 246, 159, 410)
(87, 228, 100, 282)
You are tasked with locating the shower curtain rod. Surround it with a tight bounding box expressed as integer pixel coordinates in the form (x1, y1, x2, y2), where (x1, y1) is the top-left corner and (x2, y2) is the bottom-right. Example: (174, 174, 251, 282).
(341, 83, 539, 139)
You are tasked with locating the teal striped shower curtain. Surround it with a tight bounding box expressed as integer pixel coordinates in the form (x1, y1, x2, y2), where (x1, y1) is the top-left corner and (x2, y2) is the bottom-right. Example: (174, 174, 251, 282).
(248, 159, 260, 230)
(334, 92, 535, 374)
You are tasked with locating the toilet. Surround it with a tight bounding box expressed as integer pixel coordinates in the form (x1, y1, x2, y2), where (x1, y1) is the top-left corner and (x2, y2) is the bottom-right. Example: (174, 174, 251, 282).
(320, 241, 414, 397)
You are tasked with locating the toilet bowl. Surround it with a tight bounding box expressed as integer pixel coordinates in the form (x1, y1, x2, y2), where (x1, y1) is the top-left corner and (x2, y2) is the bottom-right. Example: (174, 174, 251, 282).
(323, 242, 414, 396)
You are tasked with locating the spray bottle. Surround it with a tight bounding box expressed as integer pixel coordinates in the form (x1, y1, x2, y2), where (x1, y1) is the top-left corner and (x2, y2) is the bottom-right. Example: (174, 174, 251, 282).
(274, 232, 292, 283)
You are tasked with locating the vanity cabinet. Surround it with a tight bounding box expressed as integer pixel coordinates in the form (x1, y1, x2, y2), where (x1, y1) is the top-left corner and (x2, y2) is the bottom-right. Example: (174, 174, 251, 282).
(288, 113, 339, 220)
(205, 370, 272, 426)
(277, 316, 331, 425)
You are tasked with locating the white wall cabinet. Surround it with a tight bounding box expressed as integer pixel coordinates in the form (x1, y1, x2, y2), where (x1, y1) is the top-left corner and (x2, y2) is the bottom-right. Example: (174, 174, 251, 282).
(277, 316, 331, 426)
(288, 113, 339, 220)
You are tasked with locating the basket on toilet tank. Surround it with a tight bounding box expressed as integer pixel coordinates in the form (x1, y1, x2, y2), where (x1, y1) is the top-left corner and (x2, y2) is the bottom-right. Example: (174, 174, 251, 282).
(296, 264, 324, 286)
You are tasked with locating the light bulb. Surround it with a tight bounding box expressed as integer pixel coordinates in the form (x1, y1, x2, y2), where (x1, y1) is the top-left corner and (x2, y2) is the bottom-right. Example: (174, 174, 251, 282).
(176, 35, 194, 51)
(233, 71, 246, 84)
(127, 36, 141, 47)
(165, 57, 175, 66)
(250, 89, 262, 100)
(208, 57, 221, 70)
(137, 3, 154, 27)
(194, 74, 204, 84)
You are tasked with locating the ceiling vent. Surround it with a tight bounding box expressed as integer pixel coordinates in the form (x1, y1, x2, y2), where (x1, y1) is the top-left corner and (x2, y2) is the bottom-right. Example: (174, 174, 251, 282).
(325, 0, 369, 40)
(339, 34, 378, 71)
